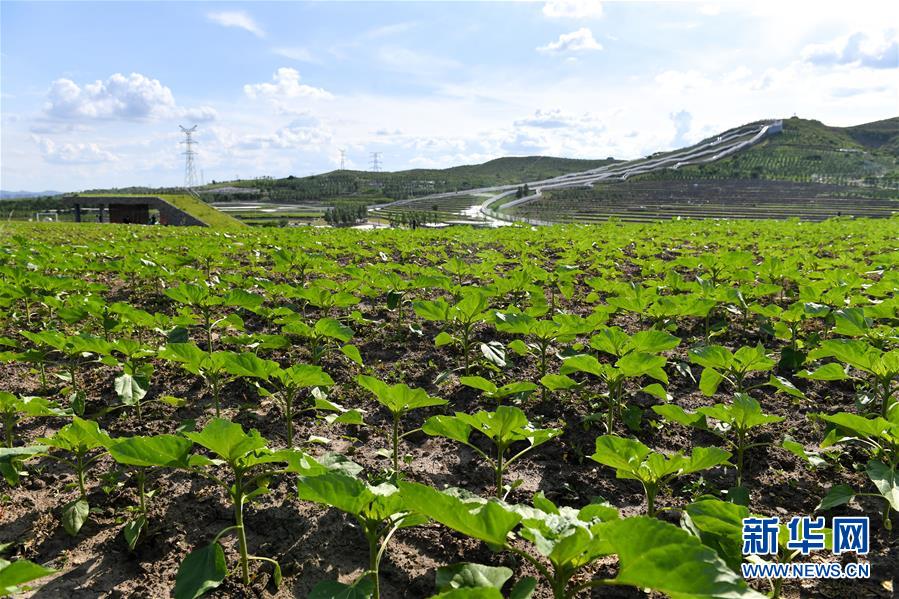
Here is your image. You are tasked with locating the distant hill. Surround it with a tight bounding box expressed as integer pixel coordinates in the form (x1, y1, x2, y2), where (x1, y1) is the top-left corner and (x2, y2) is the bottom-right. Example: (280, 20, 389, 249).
(633, 116, 899, 187)
(1, 190, 64, 200)
(195, 156, 620, 204)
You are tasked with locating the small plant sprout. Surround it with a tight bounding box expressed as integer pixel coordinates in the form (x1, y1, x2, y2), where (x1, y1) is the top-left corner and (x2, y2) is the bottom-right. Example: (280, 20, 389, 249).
(803, 339, 899, 417)
(560, 351, 669, 434)
(653, 393, 783, 489)
(0, 392, 66, 448)
(357, 375, 447, 480)
(812, 407, 899, 530)
(35, 417, 113, 535)
(159, 343, 242, 418)
(279, 315, 362, 366)
(224, 352, 336, 447)
(591, 435, 731, 517)
(413, 289, 493, 375)
(174, 419, 327, 597)
(110, 338, 157, 422)
(688, 343, 805, 399)
(106, 433, 193, 550)
(298, 470, 426, 599)
(422, 405, 562, 499)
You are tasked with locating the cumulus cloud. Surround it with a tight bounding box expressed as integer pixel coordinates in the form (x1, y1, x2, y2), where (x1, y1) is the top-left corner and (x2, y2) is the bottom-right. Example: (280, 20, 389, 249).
(537, 28, 602, 54)
(207, 11, 265, 38)
(542, 0, 603, 19)
(243, 68, 332, 101)
(236, 116, 332, 151)
(42, 72, 216, 122)
(34, 136, 118, 164)
(802, 30, 899, 69)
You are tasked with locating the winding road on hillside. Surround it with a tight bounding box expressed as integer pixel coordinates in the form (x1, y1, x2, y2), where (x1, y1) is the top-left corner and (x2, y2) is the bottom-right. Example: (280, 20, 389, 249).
(370, 119, 783, 225)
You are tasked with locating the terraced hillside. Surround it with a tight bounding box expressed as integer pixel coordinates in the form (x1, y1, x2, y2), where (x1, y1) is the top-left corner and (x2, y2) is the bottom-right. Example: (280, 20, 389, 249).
(633, 117, 899, 187)
(505, 180, 898, 223)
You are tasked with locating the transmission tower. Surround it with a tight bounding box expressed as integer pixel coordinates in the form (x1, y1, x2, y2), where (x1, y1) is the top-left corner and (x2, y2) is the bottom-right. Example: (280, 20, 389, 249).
(339, 149, 346, 170)
(370, 152, 382, 173)
(179, 125, 199, 189)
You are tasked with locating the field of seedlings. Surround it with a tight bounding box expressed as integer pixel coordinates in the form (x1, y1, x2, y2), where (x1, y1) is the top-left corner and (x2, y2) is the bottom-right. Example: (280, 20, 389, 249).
(0, 218, 896, 599)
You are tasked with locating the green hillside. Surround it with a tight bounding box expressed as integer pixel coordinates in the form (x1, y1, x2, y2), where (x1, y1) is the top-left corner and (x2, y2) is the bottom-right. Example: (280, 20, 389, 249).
(201, 156, 620, 204)
(634, 117, 899, 186)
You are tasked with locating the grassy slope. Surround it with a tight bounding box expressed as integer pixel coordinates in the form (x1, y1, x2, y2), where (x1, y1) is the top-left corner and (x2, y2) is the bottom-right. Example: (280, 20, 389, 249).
(80, 193, 244, 228)
(205, 156, 620, 200)
(633, 117, 899, 184)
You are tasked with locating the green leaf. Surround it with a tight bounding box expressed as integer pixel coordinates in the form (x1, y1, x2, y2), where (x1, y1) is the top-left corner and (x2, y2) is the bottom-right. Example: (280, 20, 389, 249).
(435, 563, 512, 591)
(309, 576, 374, 599)
(107, 434, 193, 468)
(460, 376, 498, 394)
(508, 577, 537, 599)
(866, 460, 899, 511)
(123, 515, 146, 551)
(184, 418, 266, 463)
(422, 415, 473, 445)
(652, 405, 707, 429)
(62, 498, 89, 536)
(598, 516, 763, 599)
(0, 559, 56, 595)
(797, 363, 849, 381)
(698, 367, 724, 396)
(356, 375, 447, 416)
(413, 299, 451, 322)
(399, 481, 521, 547)
(683, 499, 748, 572)
(315, 318, 354, 343)
(435, 331, 454, 347)
(173, 542, 228, 599)
(766, 375, 805, 398)
(340, 344, 364, 366)
(540, 374, 577, 391)
(816, 485, 856, 511)
(689, 346, 732, 370)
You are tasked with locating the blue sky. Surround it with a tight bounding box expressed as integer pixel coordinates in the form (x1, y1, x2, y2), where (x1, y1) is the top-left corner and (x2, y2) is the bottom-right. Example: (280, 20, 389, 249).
(2, 0, 897, 190)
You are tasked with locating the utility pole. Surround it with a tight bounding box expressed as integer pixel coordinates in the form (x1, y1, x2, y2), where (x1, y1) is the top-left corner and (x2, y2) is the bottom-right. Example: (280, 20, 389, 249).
(370, 152, 382, 173)
(339, 149, 346, 170)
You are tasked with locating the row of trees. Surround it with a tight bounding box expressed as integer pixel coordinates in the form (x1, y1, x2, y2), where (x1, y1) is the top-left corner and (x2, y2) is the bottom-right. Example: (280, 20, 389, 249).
(323, 203, 368, 226)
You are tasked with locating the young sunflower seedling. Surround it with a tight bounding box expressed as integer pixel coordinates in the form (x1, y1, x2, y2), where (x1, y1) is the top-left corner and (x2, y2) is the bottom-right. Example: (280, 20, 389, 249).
(653, 393, 783, 491)
(357, 375, 447, 480)
(174, 418, 327, 597)
(422, 405, 562, 499)
(298, 470, 427, 599)
(591, 434, 731, 517)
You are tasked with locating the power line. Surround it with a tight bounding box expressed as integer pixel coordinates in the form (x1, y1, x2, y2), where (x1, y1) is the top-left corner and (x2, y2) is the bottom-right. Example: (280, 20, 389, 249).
(339, 149, 346, 170)
(370, 152, 382, 173)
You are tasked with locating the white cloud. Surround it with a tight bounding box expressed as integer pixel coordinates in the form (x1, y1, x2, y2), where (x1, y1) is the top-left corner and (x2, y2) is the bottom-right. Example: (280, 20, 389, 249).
(537, 28, 602, 54)
(207, 11, 265, 38)
(34, 136, 118, 164)
(44, 73, 174, 119)
(802, 30, 899, 69)
(41, 72, 217, 123)
(272, 47, 317, 63)
(542, 0, 603, 19)
(244, 68, 332, 100)
(699, 4, 721, 16)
